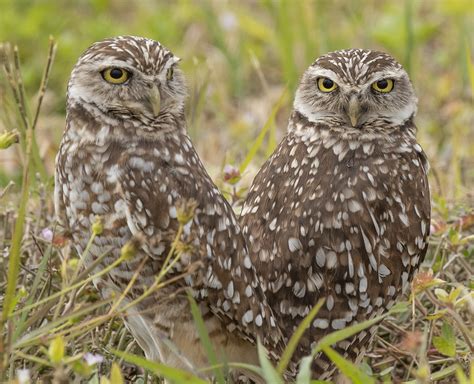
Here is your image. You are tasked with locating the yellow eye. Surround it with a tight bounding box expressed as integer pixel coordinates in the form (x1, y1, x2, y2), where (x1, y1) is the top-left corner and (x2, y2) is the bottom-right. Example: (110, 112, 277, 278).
(101, 68, 130, 84)
(166, 67, 174, 81)
(317, 77, 338, 92)
(372, 79, 394, 93)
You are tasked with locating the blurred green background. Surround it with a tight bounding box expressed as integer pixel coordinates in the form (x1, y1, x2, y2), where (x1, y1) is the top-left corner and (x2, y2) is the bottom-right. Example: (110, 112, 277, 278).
(0, 0, 473, 203)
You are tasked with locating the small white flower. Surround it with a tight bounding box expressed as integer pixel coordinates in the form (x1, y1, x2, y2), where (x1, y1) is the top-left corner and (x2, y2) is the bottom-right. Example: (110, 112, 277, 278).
(84, 352, 104, 366)
(219, 11, 237, 31)
(16, 369, 30, 384)
(41, 228, 53, 242)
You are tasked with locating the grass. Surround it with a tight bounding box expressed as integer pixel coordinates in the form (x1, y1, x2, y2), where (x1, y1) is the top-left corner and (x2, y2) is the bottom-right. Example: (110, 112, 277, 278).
(0, 0, 473, 383)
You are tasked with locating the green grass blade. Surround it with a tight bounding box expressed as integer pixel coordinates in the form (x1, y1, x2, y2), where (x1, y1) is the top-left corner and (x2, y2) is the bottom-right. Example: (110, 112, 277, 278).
(312, 311, 391, 356)
(2, 179, 28, 321)
(403, 364, 461, 384)
(277, 298, 325, 374)
(1, 39, 56, 326)
(187, 292, 226, 384)
(257, 339, 283, 384)
(12, 252, 122, 316)
(430, 364, 462, 382)
(111, 349, 208, 384)
(272, 1, 298, 90)
(199, 361, 265, 381)
(455, 362, 470, 384)
(295, 355, 313, 384)
(14, 299, 111, 349)
(12, 242, 52, 341)
(222, 362, 263, 377)
(321, 346, 375, 384)
(466, 42, 474, 93)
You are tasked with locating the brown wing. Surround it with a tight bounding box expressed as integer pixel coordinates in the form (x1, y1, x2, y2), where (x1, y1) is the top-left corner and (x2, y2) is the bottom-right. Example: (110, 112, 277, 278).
(241, 124, 430, 373)
(118, 133, 283, 353)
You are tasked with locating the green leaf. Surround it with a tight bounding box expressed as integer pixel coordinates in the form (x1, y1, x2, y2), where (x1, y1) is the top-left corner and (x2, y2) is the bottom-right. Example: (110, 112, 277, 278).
(433, 321, 456, 357)
(257, 339, 283, 384)
(71, 360, 92, 377)
(360, 361, 374, 376)
(321, 346, 375, 384)
(447, 285, 463, 302)
(111, 349, 208, 384)
(378, 365, 394, 377)
(87, 373, 100, 384)
(426, 309, 448, 321)
(48, 335, 65, 364)
(434, 288, 449, 302)
(448, 227, 460, 245)
(110, 363, 124, 384)
(388, 301, 410, 314)
(187, 292, 226, 384)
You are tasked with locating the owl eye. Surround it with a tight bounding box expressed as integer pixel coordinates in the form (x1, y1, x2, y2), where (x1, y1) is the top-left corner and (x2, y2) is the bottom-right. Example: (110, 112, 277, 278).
(166, 67, 174, 81)
(372, 79, 394, 93)
(101, 68, 131, 84)
(317, 77, 338, 92)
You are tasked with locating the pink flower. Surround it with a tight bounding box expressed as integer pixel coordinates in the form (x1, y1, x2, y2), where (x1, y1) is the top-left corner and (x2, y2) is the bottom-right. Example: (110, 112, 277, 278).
(223, 164, 241, 184)
(41, 228, 53, 242)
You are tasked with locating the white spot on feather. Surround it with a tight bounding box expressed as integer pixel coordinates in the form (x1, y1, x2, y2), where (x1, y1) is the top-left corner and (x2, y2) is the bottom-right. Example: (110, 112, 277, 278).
(288, 237, 302, 252)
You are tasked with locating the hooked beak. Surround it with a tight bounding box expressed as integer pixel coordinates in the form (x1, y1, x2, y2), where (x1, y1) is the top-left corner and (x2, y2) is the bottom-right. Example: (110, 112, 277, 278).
(348, 94, 361, 128)
(148, 84, 161, 117)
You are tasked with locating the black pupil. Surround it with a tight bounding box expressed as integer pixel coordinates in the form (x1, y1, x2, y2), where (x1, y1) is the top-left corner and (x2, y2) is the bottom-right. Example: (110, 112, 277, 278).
(377, 79, 388, 89)
(110, 68, 124, 79)
(322, 78, 333, 88)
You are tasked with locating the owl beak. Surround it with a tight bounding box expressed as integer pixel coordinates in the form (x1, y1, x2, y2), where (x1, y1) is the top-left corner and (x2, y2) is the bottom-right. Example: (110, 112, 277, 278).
(148, 85, 161, 117)
(348, 95, 361, 127)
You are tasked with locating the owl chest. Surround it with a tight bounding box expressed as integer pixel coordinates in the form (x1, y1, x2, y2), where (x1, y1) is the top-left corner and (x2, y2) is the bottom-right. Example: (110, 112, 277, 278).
(268, 142, 427, 282)
(59, 141, 128, 245)
(278, 143, 403, 221)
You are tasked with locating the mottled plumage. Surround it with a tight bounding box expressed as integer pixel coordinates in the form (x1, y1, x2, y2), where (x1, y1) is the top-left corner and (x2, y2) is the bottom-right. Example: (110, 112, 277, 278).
(55, 36, 282, 381)
(241, 49, 431, 379)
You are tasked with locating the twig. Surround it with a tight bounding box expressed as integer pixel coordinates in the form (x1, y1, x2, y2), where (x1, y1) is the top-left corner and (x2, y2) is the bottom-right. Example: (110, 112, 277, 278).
(31, 37, 56, 131)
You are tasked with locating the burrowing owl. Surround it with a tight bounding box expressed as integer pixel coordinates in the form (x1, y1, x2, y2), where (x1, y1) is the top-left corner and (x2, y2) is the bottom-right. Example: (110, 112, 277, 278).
(55, 36, 282, 381)
(240, 49, 431, 379)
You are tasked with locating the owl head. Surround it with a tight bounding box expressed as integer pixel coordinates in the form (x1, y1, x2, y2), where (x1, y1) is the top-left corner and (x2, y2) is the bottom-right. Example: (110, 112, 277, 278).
(67, 36, 186, 123)
(293, 49, 417, 129)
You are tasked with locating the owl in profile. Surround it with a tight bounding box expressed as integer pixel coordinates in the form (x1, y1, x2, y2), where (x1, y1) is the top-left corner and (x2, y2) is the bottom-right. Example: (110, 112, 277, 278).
(55, 36, 283, 382)
(241, 49, 431, 379)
